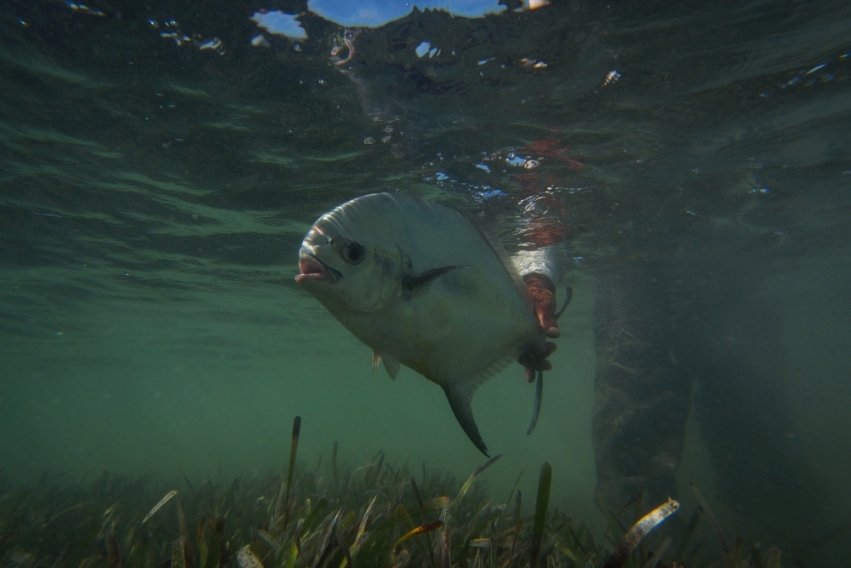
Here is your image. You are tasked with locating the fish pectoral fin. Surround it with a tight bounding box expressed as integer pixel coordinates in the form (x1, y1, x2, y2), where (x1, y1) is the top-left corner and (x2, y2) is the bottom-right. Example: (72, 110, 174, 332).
(402, 265, 462, 295)
(443, 383, 489, 456)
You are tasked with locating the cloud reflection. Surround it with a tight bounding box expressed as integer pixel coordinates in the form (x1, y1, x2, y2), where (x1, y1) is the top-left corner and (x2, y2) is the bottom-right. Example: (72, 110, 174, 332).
(250, 10, 307, 40)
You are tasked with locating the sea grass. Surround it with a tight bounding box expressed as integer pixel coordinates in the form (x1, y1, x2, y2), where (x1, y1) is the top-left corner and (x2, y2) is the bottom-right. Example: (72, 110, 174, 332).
(0, 417, 787, 567)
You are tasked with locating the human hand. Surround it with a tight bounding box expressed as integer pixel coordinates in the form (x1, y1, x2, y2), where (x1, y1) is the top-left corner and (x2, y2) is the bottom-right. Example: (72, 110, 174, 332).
(524, 273, 560, 338)
(518, 340, 557, 383)
(518, 273, 560, 382)
(519, 273, 571, 434)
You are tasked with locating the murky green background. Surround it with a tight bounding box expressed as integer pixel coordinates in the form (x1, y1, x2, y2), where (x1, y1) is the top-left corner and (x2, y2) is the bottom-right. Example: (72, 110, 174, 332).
(1, 0, 849, 563)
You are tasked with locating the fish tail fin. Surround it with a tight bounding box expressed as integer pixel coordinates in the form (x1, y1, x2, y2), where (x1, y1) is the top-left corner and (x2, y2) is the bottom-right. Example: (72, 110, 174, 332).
(443, 384, 489, 456)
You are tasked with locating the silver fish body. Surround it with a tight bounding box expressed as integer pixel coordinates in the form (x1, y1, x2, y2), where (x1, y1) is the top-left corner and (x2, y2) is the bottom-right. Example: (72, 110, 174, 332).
(295, 192, 544, 454)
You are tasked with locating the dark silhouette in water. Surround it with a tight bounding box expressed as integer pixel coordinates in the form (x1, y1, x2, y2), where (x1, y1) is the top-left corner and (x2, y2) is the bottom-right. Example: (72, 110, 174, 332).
(592, 261, 691, 515)
(591, 249, 825, 551)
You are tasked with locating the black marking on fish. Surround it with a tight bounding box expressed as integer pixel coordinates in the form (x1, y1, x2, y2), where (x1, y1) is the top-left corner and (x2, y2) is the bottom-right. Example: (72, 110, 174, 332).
(526, 369, 544, 435)
(443, 383, 489, 456)
(401, 265, 462, 296)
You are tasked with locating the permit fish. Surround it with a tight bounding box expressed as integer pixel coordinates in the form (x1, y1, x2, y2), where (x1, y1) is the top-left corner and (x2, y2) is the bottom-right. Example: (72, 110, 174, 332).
(294, 192, 546, 455)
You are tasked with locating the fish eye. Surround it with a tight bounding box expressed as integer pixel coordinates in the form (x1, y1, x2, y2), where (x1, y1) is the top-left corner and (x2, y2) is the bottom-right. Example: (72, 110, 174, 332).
(340, 241, 365, 265)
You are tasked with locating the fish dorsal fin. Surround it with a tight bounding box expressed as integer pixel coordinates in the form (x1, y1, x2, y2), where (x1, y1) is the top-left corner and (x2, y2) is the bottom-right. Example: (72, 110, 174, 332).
(402, 265, 462, 296)
(373, 351, 401, 379)
(443, 382, 489, 456)
(526, 369, 544, 435)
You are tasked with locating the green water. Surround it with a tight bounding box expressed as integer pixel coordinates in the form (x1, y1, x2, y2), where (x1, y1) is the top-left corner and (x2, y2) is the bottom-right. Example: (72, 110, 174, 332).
(1, 0, 850, 564)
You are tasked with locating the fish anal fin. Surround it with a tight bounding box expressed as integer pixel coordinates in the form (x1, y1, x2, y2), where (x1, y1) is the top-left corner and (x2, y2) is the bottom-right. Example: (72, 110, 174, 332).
(443, 383, 489, 456)
(402, 265, 462, 296)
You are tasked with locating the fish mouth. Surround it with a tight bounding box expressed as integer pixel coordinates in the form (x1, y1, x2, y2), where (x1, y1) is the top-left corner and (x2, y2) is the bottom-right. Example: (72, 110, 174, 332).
(295, 252, 341, 284)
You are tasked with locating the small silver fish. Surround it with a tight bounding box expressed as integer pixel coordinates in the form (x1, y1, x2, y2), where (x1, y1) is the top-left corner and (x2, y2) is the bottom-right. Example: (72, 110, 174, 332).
(295, 192, 545, 455)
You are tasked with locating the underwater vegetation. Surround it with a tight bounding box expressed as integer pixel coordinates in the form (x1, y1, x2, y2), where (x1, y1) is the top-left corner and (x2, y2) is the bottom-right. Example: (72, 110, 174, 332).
(0, 417, 782, 567)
